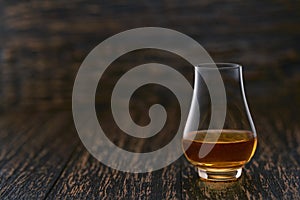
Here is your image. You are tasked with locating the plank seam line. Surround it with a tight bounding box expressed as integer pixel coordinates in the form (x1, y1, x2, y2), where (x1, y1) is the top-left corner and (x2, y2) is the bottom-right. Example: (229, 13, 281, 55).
(43, 139, 80, 200)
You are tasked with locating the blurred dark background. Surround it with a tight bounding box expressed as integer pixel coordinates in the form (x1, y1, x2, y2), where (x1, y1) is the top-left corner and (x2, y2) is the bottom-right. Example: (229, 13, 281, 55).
(0, 0, 299, 113)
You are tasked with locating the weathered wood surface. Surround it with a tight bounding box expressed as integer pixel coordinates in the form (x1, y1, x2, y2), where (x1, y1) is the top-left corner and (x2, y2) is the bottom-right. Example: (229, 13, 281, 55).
(0, 0, 300, 199)
(0, 113, 79, 199)
(0, 103, 299, 199)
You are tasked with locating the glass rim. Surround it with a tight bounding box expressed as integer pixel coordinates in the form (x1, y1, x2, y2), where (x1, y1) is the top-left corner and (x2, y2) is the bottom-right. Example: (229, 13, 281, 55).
(195, 63, 242, 70)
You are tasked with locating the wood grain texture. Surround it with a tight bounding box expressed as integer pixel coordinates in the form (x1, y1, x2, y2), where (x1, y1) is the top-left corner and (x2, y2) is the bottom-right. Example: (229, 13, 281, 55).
(0, 112, 79, 199)
(0, 105, 298, 199)
(46, 145, 181, 200)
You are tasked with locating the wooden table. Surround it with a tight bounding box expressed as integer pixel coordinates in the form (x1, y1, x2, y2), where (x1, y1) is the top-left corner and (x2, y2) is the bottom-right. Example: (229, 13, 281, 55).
(0, 1, 299, 199)
(0, 95, 299, 199)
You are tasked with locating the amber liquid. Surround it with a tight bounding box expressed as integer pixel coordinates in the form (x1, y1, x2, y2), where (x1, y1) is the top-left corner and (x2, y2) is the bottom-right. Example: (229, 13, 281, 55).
(182, 130, 257, 170)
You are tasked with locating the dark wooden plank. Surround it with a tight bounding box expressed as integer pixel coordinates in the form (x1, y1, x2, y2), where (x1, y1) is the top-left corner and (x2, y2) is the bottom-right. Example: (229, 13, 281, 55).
(46, 144, 181, 200)
(0, 113, 47, 169)
(0, 112, 79, 199)
(46, 109, 182, 199)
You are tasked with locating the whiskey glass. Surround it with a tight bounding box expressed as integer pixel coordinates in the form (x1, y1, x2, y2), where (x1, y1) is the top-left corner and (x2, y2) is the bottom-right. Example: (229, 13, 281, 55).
(182, 63, 257, 181)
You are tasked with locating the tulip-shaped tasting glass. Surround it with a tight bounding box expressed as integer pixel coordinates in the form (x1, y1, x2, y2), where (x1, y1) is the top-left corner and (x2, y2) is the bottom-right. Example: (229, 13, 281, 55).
(182, 63, 257, 181)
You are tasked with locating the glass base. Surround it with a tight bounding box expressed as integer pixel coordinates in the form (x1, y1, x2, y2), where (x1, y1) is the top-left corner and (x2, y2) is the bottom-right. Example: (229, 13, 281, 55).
(198, 167, 242, 181)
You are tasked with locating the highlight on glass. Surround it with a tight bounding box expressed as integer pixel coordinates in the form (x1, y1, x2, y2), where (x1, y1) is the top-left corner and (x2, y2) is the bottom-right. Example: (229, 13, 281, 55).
(182, 63, 257, 181)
